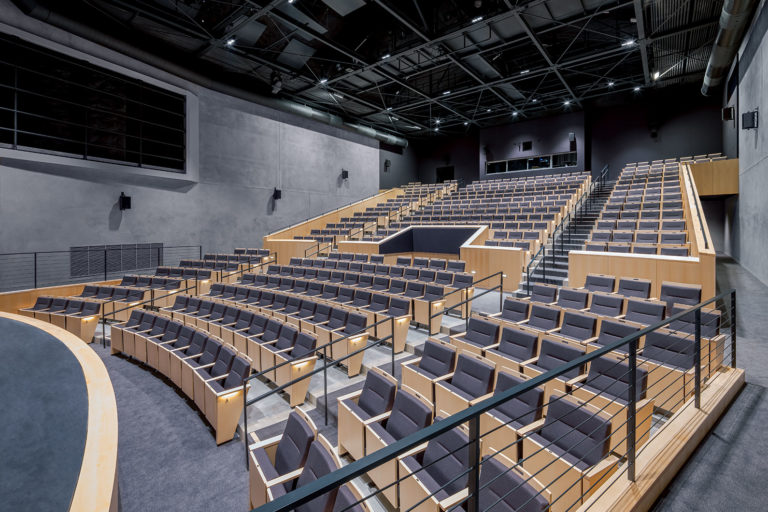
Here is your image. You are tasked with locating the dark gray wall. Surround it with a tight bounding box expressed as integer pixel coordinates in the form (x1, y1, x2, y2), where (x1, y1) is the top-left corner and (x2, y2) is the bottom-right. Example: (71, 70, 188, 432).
(413, 134, 480, 184)
(379, 144, 419, 189)
(478, 111, 585, 178)
(590, 88, 723, 180)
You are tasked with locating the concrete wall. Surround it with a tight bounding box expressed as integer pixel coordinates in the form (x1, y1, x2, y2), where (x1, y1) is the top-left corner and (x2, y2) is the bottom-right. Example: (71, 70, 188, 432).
(0, 0, 379, 254)
(590, 87, 723, 180)
(413, 134, 480, 184)
(478, 111, 585, 178)
(379, 144, 419, 189)
(728, 0, 768, 285)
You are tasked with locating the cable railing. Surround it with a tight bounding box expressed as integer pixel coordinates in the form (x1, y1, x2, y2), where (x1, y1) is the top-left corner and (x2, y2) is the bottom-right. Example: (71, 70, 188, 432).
(250, 288, 738, 512)
(428, 271, 504, 335)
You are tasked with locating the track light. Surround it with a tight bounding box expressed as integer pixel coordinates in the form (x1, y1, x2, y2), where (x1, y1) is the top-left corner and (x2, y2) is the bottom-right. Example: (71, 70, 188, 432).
(520, 69, 530, 75)
(532, 98, 538, 103)
(463, 121, 469, 126)
(564, 100, 571, 106)
(512, 111, 518, 117)
(442, 90, 451, 95)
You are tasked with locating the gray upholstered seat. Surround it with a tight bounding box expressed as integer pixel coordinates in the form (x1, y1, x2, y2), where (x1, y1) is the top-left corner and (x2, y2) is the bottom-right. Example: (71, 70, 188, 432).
(490, 371, 544, 429)
(291, 440, 340, 512)
(595, 319, 641, 354)
(588, 292, 623, 317)
(367, 389, 433, 445)
(487, 327, 538, 364)
(624, 299, 665, 326)
(499, 297, 530, 322)
(416, 340, 457, 378)
(528, 338, 585, 379)
(617, 278, 651, 299)
(525, 304, 561, 331)
(529, 284, 557, 304)
(342, 370, 397, 422)
(642, 331, 695, 369)
(659, 282, 701, 309)
(667, 306, 720, 338)
(456, 317, 500, 349)
(529, 398, 611, 471)
(442, 354, 495, 401)
(478, 456, 549, 512)
(251, 411, 315, 494)
(557, 288, 589, 310)
(581, 356, 647, 405)
(557, 312, 597, 342)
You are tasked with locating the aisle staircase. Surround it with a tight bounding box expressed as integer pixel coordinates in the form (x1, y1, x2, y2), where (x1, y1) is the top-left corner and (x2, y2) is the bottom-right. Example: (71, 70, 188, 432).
(519, 177, 615, 292)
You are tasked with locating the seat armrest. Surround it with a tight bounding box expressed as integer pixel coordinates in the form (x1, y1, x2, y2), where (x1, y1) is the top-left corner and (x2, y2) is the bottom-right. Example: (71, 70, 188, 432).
(585, 455, 620, 479)
(401, 357, 422, 369)
(521, 356, 539, 367)
(469, 392, 494, 406)
(265, 468, 304, 488)
(396, 442, 429, 461)
(517, 417, 546, 437)
(363, 411, 392, 425)
(566, 374, 588, 387)
(434, 372, 455, 383)
(451, 332, 468, 340)
(337, 389, 363, 403)
(439, 488, 469, 511)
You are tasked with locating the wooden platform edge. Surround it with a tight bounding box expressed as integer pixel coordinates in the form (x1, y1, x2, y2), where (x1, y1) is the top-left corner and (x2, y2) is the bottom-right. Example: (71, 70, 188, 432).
(0, 312, 119, 512)
(578, 367, 745, 512)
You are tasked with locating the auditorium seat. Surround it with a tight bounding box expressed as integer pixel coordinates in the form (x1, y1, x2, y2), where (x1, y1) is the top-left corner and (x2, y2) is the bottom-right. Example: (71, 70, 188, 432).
(168, 330, 208, 389)
(659, 281, 701, 310)
(247, 319, 282, 368)
(556, 287, 590, 310)
(398, 422, 470, 512)
(667, 305, 724, 377)
(521, 393, 618, 512)
(365, 388, 434, 508)
(525, 283, 558, 304)
(65, 300, 101, 342)
(145, 320, 182, 369)
(401, 339, 457, 403)
(412, 284, 445, 333)
(329, 312, 369, 376)
(193, 344, 236, 414)
(572, 356, 653, 455)
(337, 368, 398, 460)
(373, 297, 412, 353)
(621, 299, 666, 326)
(550, 311, 598, 343)
(450, 316, 500, 356)
(488, 296, 530, 325)
(585, 318, 645, 357)
(588, 292, 624, 317)
(248, 409, 318, 508)
(181, 337, 222, 399)
(522, 337, 586, 395)
(519, 303, 562, 332)
(270, 332, 318, 407)
(480, 370, 544, 462)
(19, 296, 53, 318)
(434, 352, 495, 418)
(475, 455, 551, 512)
(483, 325, 539, 375)
(637, 330, 696, 413)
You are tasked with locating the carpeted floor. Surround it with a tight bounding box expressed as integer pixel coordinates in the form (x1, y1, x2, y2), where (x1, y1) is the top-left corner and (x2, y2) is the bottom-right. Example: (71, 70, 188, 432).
(651, 257, 768, 510)
(90, 343, 248, 512)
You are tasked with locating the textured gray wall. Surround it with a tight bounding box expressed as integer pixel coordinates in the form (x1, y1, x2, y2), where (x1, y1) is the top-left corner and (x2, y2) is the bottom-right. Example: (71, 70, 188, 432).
(0, 6, 380, 254)
(379, 144, 419, 188)
(730, 0, 768, 285)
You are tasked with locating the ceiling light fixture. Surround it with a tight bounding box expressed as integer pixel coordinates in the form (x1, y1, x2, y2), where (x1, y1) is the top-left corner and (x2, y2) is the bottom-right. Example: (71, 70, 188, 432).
(608, 81, 615, 87)
(442, 90, 451, 95)
(381, 53, 391, 60)
(532, 98, 538, 103)
(319, 78, 328, 84)
(652, 71, 660, 80)
(288, 0, 296, 4)
(463, 121, 469, 126)
(471, 16, 483, 23)
(621, 39, 635, 47)
(512, 111, 518, 117)
(386, 107, 392, 111)
(520, 69, 530, 75)
(564, 100, 571, 106)
(435, 119, 441, 124)
(486, 108, 492, 112)
(226, 38, 236, 46)
(634, 86, 641, 91)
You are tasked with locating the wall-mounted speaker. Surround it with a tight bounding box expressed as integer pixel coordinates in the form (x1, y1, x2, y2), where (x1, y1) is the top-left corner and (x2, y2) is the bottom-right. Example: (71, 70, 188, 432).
(341, 169, 349, 180)
(522, 140, 532, 151)
(722, 106, 735, 121)
(272, 188, 282, 200)
(742, 110, 758, 130)
(568, 132, 575, 142)
(119, 192, 131, 211)
(384, 159, 391, 171)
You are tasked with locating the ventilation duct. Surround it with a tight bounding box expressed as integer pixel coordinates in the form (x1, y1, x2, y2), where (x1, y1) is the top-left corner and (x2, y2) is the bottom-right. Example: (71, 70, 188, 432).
(10, 0, 409, 147)
(701, 0, 759, 96)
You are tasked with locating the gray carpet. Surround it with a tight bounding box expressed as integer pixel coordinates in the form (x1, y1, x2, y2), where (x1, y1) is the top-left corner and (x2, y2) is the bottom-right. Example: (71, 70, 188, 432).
(652, 257, 768, 510)
(0, 317, 88, 512)
(90, 343, 248, 512)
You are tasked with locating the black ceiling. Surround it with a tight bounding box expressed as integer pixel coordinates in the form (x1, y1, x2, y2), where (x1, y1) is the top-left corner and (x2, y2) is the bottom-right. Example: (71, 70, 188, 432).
(29, 0, 725, 137)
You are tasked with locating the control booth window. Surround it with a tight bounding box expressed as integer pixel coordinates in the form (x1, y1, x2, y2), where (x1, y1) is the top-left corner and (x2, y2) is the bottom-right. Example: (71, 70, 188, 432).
(0, 33, 186, 172)
(486, 151, 577, 174)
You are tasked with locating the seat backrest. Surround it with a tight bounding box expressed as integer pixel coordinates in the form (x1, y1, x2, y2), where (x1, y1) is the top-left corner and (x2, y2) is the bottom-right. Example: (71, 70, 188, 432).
(585, 356, 647, 402)
(80, 302, 101, 316)
(527, 304, 560, 331)
(642, 330, 695, 369)
(184, 332, 208, 356)
(387, 297, 410, 317)
(274, 411, 316, 477)
(535, 338, 585, 378)
(357, 370, 397, 418)
(659, 282, 701, 307)
(539, 397, 611, 467)
(418, 340, 456, 377)
(588, 292, 623, 317)
(209, 345, 237, 378)
(450, 354, 495, 397)
(497, 326, 538, 361)
(479, 457, 549, 512)
(352, 290, 371, 307)
(446, 260, 465, 272)
(463, 317, 500, 347)
(261, 319, 282, 341)
(492, 371, 544, 427)
(420, 424, 470, 497)
(559, 312, 597, 341)
(275, 324, 299, 351)
(617, 277, 651, 298)
(530, 284, 557, 304)
(557, 288, 589, 310)
(501, 298, 530, 322)
(596, 319, 640, 348)
(198, 338, 222, 366)
(290, 333, 317, 359)
(625, 299, 665, 325)
(125, 310, 143, 327)
(388, 279, 406, 294)
(667, 305, 720, 338)
(344, 313, 367, 334)
(327, 308, 347, 329)
(294, 440, 340, 512)
(313, 304, 332, 323)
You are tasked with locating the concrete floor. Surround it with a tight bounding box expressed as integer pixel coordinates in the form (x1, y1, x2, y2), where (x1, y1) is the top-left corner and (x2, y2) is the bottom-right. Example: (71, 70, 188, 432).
(652, 256, 768, 511)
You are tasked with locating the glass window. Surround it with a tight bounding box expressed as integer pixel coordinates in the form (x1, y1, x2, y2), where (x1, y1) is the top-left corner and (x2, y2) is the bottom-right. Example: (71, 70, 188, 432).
(486, 160, 507, 174)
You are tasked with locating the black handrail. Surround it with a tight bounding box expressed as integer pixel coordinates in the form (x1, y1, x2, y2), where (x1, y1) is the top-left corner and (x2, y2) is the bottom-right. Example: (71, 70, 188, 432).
(428, 271, 504, 335)
(252, 288, 737, 512)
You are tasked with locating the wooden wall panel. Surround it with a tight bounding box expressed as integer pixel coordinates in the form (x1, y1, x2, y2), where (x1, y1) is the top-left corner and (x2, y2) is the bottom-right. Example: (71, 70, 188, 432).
(262, 239, 319, 265)
(690, 159, 739, 196)
(460, 245, 523, 292)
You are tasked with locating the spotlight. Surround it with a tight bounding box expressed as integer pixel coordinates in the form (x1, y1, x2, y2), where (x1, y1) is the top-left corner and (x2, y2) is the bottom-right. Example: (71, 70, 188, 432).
(381, 53, 391, 60)
(319, 78, 328, 84)
(471, 16, 483, 23)
(607, 81, 615, 87)
(442, 90, 451, 95)
(520, 69, 530, 75)
(532, 98, 538, 103)
(225, 38, 236, 46)
(652, 71, 660, 80)
(486, 108, 492, 112)
(621, 39, 635, 47)
(386, 107, 392, 111)
(564, 100, 571, 106)
(512, 111, 518, 117)
(463, 121, 469, 125)
(634, 86, 641, 92)
(435, 119, 441, 124)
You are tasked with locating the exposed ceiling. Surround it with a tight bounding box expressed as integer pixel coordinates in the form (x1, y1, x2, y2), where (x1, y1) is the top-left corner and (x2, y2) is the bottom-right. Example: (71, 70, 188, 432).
(27, 0, 726, 137)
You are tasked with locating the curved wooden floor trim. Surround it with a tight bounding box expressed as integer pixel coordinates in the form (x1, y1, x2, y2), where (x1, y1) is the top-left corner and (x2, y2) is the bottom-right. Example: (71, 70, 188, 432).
(0, 312, 119, 512)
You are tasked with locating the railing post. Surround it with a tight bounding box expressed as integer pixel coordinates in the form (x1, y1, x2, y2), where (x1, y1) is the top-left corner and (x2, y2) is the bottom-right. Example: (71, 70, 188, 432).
(391, 317, 396, 376)
(627, 336, 637, 482)
(499, 273, 503, 312)
(468, 415, 481, 512)
(199, 245, 202, 259)
(323, 345, 329, 425)
(694, 308, 702, 409)
(731, 290, 737, 368)
(33, 252, 38, 289)
(243, 381, 249, 469)
(103, 249, 107, 282)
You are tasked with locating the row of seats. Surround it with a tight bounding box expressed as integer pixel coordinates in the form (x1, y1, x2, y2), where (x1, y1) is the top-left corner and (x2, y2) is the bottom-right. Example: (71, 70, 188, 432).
(585, 242, 690, 256)
(111, 310, 251, 444)
(20, 296, 102, 341)
(289, 255, 467, 273)
(160, 297, 320, 406)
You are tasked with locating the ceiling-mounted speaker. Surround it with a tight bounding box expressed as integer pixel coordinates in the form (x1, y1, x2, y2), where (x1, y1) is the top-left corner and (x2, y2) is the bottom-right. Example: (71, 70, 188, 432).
(568, 132, 575, 142)
(722, 106, 735, 121)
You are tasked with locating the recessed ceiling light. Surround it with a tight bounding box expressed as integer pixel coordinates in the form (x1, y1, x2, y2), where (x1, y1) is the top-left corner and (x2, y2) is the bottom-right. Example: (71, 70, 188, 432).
(487, 108, 492, 112)
(472, 16, 483, 23)
(226, 38, 236, 46)
(520, 69, 530, 75)
(621, 39, 635, 47)
(381, 54, 391, 60)
(288, 0, 295, 3)
(386, 107, 392, 111)
(434, 127, 439, 131)
(435, 119, 441, 124)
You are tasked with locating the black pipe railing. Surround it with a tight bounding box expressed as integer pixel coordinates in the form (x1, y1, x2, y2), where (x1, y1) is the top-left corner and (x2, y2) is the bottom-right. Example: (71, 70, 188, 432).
(251, 287, 737, 512)
(429, 271, 504, 335)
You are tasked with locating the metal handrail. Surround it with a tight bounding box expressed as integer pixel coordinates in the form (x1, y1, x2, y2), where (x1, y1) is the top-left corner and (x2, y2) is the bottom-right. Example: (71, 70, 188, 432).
(428, 271, 505, 335)
(251, 288, 737, 512)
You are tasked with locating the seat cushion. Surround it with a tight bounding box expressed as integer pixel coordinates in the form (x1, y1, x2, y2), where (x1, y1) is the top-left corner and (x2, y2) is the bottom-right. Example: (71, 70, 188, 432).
(251, 447, 286, 494)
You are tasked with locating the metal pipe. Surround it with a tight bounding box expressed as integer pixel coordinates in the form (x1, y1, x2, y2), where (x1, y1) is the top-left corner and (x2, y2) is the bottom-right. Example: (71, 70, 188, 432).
(9, 0, 409, 147)
(701, 0, 759, 96)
